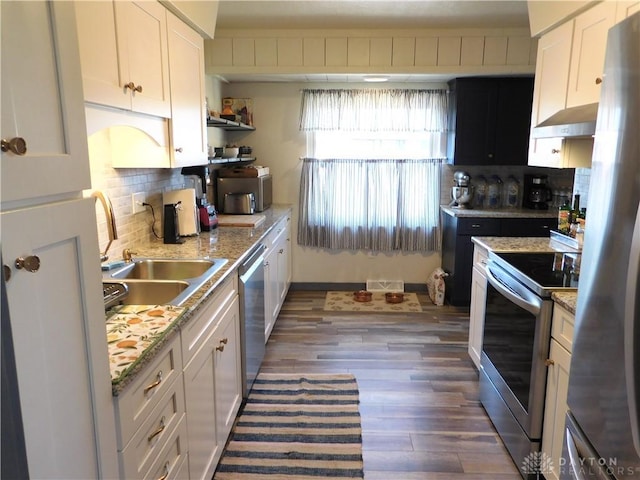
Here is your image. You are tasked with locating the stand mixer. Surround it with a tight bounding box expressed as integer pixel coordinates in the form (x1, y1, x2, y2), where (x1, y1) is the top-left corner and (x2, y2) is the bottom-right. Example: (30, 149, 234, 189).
(450, 171, 474, 209)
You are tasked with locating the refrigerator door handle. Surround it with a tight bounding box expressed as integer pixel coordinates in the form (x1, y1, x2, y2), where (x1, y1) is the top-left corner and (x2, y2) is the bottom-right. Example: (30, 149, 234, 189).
(565, 424, 612, 480)
(625, 203, 640, 457)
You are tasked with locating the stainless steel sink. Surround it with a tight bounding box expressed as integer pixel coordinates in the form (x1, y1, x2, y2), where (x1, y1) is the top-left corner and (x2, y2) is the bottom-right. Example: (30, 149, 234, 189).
(110, 259, 219, 280)
(103, 257, 228, 308)
(114, 280, 190, 305)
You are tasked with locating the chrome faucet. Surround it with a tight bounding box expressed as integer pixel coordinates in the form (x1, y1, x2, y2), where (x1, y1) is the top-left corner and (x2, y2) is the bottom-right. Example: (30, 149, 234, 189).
(91, 191, 118, 262)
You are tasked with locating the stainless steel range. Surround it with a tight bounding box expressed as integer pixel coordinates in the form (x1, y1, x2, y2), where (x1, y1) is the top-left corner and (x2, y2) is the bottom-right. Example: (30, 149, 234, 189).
(480, 250, 580, 478)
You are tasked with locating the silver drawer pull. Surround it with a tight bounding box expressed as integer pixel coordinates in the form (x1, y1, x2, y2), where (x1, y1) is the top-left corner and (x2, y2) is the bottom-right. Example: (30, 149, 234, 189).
(147, 416, 166, 443)
(471, 224, 481, 228)
(144, 371, 163, 395)
(158, 462, 170, 480)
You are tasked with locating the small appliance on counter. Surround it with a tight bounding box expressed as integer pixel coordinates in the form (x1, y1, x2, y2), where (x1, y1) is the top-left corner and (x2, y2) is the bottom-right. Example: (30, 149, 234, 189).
(162, 202, 184, 244)
(223, 192, 255, 215)
(181, 166, 218, 231)
(217, 175, 272, 213)
(163, 188, 199, 237)
(449, 171, 474, 209)
(522, 174, 552, 209)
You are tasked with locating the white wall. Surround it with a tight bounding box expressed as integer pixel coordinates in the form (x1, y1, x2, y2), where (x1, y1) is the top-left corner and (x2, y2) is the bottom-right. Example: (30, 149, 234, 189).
(218, 81, 445, 286)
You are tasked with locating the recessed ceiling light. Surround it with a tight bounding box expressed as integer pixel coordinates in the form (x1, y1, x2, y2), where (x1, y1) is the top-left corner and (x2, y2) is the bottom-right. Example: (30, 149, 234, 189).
(363, 76, 389, 83)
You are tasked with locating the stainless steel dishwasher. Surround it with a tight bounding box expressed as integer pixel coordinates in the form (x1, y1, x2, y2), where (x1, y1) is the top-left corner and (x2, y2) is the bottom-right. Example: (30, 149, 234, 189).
(238, 243, 266, 398)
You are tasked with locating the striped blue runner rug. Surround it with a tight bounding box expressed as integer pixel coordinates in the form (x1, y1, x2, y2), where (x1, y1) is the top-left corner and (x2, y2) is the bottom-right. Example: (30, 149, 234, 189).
(214, 373, 364, 479)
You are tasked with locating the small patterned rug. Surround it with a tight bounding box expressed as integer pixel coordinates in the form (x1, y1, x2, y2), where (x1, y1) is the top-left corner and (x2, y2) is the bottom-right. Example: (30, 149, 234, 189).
(324, 291, 422, 313)
(214, 373, 364, 479)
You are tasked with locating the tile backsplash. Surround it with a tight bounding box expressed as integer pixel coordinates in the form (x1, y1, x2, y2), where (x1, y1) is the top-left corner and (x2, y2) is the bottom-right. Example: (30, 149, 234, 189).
(88, 129, 186, 259)
(441, 164, 578, 208)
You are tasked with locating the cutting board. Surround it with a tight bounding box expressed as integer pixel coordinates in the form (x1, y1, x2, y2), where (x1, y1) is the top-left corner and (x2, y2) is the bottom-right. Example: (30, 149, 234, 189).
(217, 214, 266, 227)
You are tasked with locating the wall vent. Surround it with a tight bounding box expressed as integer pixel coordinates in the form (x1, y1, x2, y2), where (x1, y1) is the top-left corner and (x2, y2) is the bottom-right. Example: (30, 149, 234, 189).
(365, 280, 404, 292)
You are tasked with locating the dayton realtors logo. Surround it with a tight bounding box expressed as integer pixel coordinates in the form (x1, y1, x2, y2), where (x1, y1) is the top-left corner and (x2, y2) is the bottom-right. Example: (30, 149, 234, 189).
(521, 451, 554, 477)
(521, 452, 640, 478)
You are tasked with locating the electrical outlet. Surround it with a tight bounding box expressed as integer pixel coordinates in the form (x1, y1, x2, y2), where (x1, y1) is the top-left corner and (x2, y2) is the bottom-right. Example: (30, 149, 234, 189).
(132, 192, 146, 214)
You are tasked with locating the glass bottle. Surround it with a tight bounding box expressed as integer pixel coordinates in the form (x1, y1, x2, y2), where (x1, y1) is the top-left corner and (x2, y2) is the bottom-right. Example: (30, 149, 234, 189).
(505, 175, 520, 208)
(558, 200, 572, 235)
(487, 175, 503, 209)
(473, 175, 487, 208)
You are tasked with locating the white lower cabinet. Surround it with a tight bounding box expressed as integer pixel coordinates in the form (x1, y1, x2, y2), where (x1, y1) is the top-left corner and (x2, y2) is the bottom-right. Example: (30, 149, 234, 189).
(114, 335, 186, 479)
(113, 272, 242, 479)
(468, 244, 488, 369)
(183, 277, 241, 480)
(264, 215, 292, 342)
(541, 304, 575, 480)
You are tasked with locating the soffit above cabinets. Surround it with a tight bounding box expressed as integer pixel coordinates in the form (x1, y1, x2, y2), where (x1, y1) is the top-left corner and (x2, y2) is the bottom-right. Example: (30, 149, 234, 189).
(216, 1, 530, 30)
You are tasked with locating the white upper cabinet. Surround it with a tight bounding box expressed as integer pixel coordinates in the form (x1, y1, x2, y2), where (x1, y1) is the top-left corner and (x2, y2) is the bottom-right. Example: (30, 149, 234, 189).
(167, 11, 208, 166)
(528, 2, 616, 168)
(75, 1, 171, 118)
(566, 1, 617, 108)
(1, 1, 91, 204)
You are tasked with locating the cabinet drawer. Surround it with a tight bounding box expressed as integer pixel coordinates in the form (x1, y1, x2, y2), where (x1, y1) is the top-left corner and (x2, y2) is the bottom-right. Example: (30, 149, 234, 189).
(473, 245, 489, 268)
(115, 336, 182, 448)
(265, 216, 290, 248)
(552, 304, 575, 353)
(143, 414, 189, 480)
(181, 273, 238, 367)
(501, 217, 556, 236)
(457, 218, 501, 235)
(119, 377, 186, 478)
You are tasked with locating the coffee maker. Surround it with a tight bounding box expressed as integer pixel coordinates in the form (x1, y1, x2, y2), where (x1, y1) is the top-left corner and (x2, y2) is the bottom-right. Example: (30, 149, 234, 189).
(181, 166, 218, 230)
(450, 171, 474, 209)
(523, 174, 552, 209)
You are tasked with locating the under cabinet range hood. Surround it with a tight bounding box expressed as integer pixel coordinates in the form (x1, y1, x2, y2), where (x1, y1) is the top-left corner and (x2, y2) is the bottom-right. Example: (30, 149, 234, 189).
(531, 102, 599, 138)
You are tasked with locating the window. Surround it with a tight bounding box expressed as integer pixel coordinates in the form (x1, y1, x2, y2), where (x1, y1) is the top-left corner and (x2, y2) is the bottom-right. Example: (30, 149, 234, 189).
(298, 89, 448, 252)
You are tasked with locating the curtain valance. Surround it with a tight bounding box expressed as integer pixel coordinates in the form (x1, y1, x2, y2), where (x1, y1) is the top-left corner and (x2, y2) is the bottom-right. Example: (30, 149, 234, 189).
(299, 88, 448, 132)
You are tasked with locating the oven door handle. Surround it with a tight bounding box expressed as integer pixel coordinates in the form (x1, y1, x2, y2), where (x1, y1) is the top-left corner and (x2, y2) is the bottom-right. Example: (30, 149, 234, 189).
(485, 264, 542, 316)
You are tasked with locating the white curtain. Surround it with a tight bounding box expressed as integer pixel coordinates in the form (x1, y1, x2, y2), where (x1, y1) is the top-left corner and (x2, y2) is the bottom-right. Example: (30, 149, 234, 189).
(299, 88, 448, 132)
(298, 88, 448, 252)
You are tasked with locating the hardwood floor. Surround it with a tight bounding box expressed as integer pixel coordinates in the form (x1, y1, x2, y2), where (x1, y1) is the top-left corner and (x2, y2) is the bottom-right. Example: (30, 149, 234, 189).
(260, 290, 522, 479)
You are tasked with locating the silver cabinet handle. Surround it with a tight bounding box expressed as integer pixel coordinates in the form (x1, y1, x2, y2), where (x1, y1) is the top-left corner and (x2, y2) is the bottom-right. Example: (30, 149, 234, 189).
(144, 371, 163, 394)
(1, 137, 27, 155)
(147, 416, 165, 443)
(15, 255, 40, 273)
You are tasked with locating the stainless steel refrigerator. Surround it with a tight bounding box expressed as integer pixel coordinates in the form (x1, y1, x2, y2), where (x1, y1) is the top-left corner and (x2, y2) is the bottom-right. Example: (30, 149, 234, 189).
(562, 12, 640, 480)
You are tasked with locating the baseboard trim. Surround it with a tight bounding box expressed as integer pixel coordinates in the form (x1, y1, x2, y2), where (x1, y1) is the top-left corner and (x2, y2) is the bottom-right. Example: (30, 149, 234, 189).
(290, 282, 427, 293)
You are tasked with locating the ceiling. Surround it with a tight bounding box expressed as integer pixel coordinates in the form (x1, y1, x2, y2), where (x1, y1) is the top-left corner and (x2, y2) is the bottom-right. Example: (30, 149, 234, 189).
(214, 0, 532, 82)
(216, 0, 531, 30)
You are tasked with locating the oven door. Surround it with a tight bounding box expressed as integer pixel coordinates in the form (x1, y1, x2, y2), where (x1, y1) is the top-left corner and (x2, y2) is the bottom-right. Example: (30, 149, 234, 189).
(481, 260, 553, 440)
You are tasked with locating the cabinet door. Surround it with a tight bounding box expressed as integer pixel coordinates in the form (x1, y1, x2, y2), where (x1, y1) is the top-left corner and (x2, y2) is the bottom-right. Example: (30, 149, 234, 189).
(276, 222, 292, 307)
(264, 247, 279, 342)
(1, 199, 118, 479)
(448, 79, 498, 165)
(566, 2, 616, 108)
(75, 1, 131, 111)
(528, 21, 573, 168)
(468, 264, 487, 369)
(114, 1, 171, 117)
(541, 338, 572, 480)
(214, 296, 242, 448)
(183, 330, 220, 480)
(167, 11, 207, 167)
(494, 78, 534, 165)
(1, 1, 91, 203)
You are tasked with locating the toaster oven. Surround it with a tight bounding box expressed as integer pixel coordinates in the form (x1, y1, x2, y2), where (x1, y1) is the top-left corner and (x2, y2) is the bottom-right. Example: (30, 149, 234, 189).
(217, 175, 272, 213)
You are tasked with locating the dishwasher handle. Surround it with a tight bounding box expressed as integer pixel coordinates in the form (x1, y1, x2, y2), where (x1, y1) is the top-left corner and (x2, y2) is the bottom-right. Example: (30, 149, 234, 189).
(240, 244, 265, 281)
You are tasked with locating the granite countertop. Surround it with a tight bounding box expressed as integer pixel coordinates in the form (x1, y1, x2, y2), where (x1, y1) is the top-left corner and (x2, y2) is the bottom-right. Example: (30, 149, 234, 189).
(441, 205, 557, 219)
(551, 291, 578, 315)
(106, 204, 292, 395)
(471, 236, 580, 315)
(471, 236, 580, 253)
